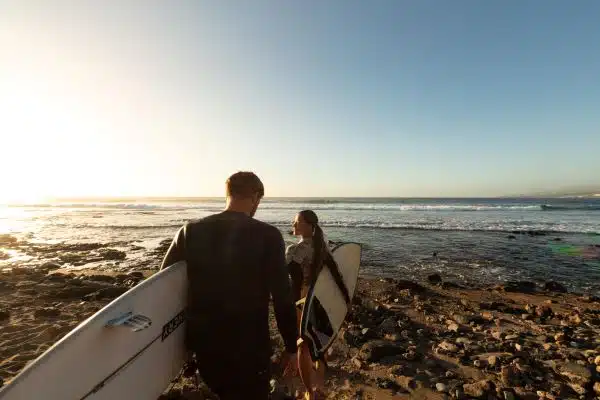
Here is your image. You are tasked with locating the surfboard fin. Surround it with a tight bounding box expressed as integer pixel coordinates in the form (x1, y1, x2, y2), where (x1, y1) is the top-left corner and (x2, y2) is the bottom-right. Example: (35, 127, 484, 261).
(105, 312, 152, 332)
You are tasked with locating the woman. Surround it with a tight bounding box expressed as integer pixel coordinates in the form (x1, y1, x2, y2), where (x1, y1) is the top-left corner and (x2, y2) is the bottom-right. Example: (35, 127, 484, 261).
(285, 210, 350, 400)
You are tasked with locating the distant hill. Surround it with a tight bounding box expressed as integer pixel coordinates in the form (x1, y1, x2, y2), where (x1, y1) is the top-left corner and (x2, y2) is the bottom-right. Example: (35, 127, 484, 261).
(513, 185, 600, 198)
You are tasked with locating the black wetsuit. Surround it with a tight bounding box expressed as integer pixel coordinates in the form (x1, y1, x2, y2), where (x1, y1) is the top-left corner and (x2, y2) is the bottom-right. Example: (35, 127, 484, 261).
(160, 210, 298, 400)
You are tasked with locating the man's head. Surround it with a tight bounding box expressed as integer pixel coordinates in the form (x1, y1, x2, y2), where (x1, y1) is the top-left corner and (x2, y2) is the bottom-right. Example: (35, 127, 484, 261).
(225, 171, 264, 217)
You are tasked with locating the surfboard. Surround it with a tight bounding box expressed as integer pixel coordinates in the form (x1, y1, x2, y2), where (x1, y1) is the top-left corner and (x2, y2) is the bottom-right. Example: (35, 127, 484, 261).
(0, 261, 188, 400)
(300, 242, 361, 360)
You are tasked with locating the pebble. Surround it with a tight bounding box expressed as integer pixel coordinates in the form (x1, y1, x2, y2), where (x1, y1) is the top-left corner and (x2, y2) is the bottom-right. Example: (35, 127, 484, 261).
(436, 383, 448, 393)
(438, 341, 459, 353)
(505, 334, 519, 340)
(515, 343, 523, 351)
(594, 355, 600, 366)
(488, 355, 498, 366)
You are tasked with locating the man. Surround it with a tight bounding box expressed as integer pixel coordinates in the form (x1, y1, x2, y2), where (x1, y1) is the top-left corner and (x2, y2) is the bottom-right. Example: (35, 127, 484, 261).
(160, 171, 299, 399)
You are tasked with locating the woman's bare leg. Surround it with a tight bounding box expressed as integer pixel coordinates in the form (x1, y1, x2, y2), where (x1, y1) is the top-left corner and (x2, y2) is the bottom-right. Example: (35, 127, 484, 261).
(297, 341, 315, 395)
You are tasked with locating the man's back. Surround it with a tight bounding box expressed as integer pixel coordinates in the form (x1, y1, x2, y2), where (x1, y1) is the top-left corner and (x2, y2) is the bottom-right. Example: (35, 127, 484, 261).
(160, 210, 297, 365)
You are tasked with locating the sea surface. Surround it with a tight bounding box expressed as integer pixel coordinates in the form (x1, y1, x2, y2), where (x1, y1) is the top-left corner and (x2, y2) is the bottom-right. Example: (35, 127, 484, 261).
(1, 197, 600, 294)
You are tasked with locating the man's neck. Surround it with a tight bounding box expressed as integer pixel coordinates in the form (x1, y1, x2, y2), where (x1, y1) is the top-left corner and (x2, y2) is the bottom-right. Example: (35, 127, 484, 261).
(224, 198, 252, 216)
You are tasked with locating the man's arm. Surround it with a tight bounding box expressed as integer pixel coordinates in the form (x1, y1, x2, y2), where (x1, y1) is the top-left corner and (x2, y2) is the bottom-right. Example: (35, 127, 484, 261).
(160, 226, 186, 270)
(266, 228, 299, 354)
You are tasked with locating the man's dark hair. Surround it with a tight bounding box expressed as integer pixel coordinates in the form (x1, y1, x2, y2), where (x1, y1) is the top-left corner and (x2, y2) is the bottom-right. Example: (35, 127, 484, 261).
(225, 171, 264, 199)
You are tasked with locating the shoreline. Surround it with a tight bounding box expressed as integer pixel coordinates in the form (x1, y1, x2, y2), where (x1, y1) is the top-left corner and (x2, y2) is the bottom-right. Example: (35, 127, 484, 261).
(1, 264, 599, 398)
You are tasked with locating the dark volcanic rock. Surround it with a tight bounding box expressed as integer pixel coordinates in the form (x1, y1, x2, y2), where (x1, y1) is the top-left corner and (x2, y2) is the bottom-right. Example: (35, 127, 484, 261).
(543, 281, 567, 293)
(358, 340, 404, 362)
(395, 280, 427, 293)
(427, 274, 442, 284)
(504, 281, 536, 293)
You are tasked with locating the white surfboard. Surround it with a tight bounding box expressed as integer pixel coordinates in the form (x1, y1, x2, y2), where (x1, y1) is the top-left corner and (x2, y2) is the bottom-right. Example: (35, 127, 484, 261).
(0, 261, 188, 400)
(300, 242, 361, 360)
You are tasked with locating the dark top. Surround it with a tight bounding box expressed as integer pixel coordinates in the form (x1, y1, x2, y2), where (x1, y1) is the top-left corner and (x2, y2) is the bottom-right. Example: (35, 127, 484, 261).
(160, 210, 298, 366)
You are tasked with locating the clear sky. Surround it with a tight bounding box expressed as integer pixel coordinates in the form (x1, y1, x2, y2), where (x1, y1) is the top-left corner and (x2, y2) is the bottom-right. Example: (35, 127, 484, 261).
(1, 1, 599, 201)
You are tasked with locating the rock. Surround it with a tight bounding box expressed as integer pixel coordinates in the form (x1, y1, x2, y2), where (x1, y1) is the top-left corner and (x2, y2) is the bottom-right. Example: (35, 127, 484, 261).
(488, 355, 498, 367)
(595, 355, 600, 365)
(352, 357, 363, 369)
(343, 329, 361, 347)
(463, 380, 492, 398)
(543, 343, 553, 351)
(491, 331, 503, 340)
(436, 383, 448, 393)
(427, 274, 442, 284)
(447, 323, 460, 333)
(87, 274, 116, 283)
(504, 281, 536, 293)
(378, 317, 398, 335)
(395, 280, 427, 293)
(514, 343, 523, 351)
(567, 383, 586, 395)
(83, 287, 128, 301)
(502, 390, 516, 400)
(544, 281, 567, 293)
(593, 382, 600, 395)
(437, 341, 459, 353)
(569, 314, 582, 325)
(34, 307, 61, 318)
(557, 362, 592, 385)
(358, 341, 404, 362)
(501, 365, 520, 386)
(98, 248, 126, 260)
(0, 309, 10, 322)
(505, 334, 519, 341)
(453, 314, 470, 325)
(481, 311, 494, 321)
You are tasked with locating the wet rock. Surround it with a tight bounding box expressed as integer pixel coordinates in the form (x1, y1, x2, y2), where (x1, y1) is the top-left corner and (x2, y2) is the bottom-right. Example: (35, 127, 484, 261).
(358, 341, 404, 362)
(544, 281, 567, 293)
(395, 280, 426, 293)
(87, 274, 117, 283)
(463, 380, 493, 398)
(34, 307, 61, 318)
(98, 248, 127, 260)
(0, 309, 10, 322)
(504, 281, 536, 293)
(427, 274, 442, 284)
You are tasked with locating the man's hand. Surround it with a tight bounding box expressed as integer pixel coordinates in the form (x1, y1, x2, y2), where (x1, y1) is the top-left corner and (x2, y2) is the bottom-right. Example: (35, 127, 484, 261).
(281, 351, 298, 377)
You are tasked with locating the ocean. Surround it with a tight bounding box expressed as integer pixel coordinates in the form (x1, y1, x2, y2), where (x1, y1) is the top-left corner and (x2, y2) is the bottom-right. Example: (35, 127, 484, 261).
(1, 197, 599, 294)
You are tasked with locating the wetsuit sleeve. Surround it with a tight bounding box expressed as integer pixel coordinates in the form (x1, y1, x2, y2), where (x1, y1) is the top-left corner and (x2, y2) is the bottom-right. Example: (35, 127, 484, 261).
(160, 226, 186, 271)
(267, 230, 299, 354)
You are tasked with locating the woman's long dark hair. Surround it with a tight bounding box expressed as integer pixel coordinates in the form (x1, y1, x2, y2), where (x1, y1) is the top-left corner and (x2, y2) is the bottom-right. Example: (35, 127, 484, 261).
(299, 210, 351, 304)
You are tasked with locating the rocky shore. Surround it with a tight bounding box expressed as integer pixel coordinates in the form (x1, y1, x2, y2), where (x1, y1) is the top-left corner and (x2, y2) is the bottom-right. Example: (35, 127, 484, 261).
(0, 238, 599, 399)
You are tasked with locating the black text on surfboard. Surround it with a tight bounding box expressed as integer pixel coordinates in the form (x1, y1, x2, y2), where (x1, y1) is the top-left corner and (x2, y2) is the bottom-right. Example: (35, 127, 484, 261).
(161, 310, 185, 341)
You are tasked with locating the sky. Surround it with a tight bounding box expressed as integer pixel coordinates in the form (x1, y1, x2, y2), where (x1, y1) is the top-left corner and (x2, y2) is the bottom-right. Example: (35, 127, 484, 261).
(1, 0, 599, 201)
